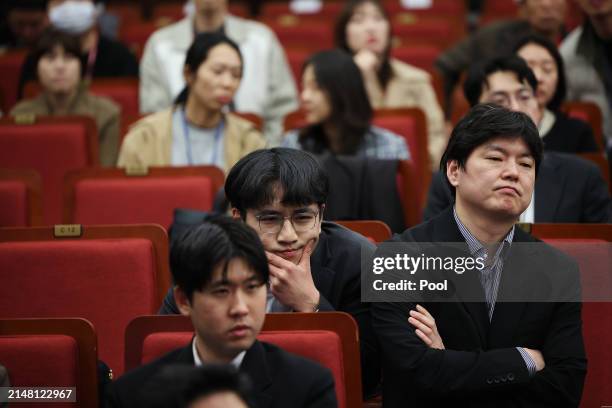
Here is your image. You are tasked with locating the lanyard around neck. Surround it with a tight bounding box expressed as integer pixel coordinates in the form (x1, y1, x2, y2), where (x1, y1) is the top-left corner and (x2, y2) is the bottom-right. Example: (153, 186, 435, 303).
(181, 108, 225, 166)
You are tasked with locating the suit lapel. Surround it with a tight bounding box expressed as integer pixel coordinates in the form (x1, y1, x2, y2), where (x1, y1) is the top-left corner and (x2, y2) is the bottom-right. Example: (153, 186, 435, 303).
(310, 227, 334, 299)
(535, 154, 564, 222)
(240, 341, 273, 408)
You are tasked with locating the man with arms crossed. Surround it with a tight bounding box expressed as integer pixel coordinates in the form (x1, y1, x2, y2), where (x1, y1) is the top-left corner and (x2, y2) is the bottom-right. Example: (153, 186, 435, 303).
(373, 104, 586, 407)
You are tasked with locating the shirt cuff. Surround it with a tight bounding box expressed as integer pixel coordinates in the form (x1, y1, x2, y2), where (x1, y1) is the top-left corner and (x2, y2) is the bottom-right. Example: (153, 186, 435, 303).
(517, 347, 537, 376)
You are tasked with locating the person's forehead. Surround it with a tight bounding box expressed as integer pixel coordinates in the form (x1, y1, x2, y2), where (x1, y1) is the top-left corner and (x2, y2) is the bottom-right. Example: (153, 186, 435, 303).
(475, 137, 533, 155)
(485, 71, 531, 93)
(254, 199, 318, 214)
(209, 259, 258, 284)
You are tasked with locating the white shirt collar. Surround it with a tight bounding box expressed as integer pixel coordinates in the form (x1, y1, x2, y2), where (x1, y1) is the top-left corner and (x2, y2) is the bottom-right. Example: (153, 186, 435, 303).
(192, 337, 246, 368)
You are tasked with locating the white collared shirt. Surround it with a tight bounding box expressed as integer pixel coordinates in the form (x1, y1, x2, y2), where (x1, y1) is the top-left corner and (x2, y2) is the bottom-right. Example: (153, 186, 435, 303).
(192, 337, 246, 368)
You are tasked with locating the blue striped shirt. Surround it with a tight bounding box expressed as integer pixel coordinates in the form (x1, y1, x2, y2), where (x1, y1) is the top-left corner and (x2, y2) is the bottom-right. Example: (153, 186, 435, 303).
(453, 207, 537, 376)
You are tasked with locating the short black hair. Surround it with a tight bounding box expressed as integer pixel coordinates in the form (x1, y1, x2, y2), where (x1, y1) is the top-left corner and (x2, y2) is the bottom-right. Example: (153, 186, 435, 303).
(141, 365, 254, 408)
(32, 27, 86, 80)
(225, 148, 329, 216)
(174, 31, 243, 105)
(298, 49, 373, 155)
(463, 55, 538, 107)
(170, 215, 268, 301)
(511, 33, 566, 111)
(440, 104, 543, 195)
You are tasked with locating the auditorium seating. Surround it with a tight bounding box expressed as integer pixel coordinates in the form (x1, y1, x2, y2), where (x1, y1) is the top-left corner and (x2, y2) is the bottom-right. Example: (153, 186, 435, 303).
(577, 153, 611, 194)
(124, 312, 362, 408)
(562, 101, 605, 150)
(0, 50, 27, 113)
(63, 166, 224, 229)
(0, 318, 98, 408)
(0, 224, 170, 376)
(0, 169, 42, 227)
(0, 115, 99, 225)
(337, 220, 392, 242)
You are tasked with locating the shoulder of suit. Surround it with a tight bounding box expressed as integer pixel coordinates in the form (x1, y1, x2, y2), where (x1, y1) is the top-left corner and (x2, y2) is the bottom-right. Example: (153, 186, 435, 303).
(258, 341, 332, 377)
(225, 14, 276, 39)
(147, 17, 192, 46)
(322, 221, 376, 248)
(109, 346, 188, 389)
(560, 26, 584, 56)
(82, 92, 120, 117)
(9, 96, 46, 116)
(125, 109, 173, 138)
(390, 58, 431, 82)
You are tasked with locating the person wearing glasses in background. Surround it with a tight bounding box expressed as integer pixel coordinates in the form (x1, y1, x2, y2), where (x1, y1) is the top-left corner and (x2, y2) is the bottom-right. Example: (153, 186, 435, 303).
(159, 148, 382, 399)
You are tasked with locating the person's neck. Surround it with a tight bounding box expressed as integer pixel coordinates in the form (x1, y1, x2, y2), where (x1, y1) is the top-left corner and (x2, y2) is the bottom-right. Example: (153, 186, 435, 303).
(46, 89, 78, 114)
(195, 337, 235, 365)
(194, 8, 226, 33)
(184, 99, 222, 128)
(455, 200, 515, 245)
(80, 29, 98, 53)
(323, 122, 342, 153)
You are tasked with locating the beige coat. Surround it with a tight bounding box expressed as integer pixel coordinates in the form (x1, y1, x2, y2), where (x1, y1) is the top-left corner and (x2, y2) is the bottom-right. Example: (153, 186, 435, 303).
(117, 109, 266, 173)
(365, 59, 446, 169)
(10, 87, 120, 166)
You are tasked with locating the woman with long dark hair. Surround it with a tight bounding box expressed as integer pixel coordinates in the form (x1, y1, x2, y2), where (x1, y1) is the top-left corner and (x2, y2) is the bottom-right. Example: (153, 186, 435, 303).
(282, 49, 409, 159)
(334, 0, 444, 166)
(118, 32, 265, 172)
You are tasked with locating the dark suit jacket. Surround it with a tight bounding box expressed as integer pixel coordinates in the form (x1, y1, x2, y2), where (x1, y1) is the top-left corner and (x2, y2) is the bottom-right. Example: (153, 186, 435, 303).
(543, 111, 600, 153)
(424, 152, 612, 223)
(105, 340, 337, 408)
(372, 208, 586, 407)
(159, 221, 381, 397)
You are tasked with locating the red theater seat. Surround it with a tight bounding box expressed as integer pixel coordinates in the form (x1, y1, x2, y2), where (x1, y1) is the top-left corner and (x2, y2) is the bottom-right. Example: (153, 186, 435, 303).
(63, 166, 224, 229)
(337, 220, 392, 242)
(0, 224, 170, 377)
(269, 22, 333, 50)
(0, 318, 98, 407)
(528, 224, 612, 408)
(125, 312, 362, 408)
(0, 169, 42, 227)
(391, 44, 442, 72)
(0, 115, 98, 225)
(0, 50, 27, 112)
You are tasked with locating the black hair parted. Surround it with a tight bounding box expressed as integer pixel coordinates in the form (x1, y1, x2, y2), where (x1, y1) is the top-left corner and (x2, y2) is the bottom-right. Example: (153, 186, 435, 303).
(170, 215, 268, 302)
(440, 104, 543, 195)
(298, 49, 373, 155)
(463, 55, 538, 107)
(225, 148, 329, 215)
(511, 33, 567, 111)
(174, 31, 243, 106)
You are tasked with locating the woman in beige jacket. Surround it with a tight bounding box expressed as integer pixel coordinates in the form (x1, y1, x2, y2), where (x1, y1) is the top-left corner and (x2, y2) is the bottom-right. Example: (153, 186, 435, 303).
(119, 32, 265, 173)
(334, 0, 446, 168)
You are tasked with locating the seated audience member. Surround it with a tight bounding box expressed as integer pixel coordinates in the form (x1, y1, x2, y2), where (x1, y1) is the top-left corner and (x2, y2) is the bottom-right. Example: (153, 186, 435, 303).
(282, 50, 410, 160)
(513, 34, 600, 153)
(118, 32, 265, 172)
(560, 0, 612, 152)
(160, 148, 381, 397)
(373, 104, 587, 407)
(106, 216, 337, 408)
(139, 0, 297, 145)
(334, 0, 446, 167)
(424, 55, 611, 223)
(139, 365, 254, 408)
(18, 0, 138, 98)
(10, 28, 120, 166)
(435, 0, 567, 118)
(0, 0, 49, 50)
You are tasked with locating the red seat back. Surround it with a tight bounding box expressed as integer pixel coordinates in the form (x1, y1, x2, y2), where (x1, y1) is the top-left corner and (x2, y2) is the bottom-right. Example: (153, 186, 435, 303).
(63, 167, 225, 230)
(0, 169, 42, 227)
(0, 318, 98, 407)
(0, 116, 98, 225)
(391, 44, 442, 72)
(125, 313, 362, 408)
(0, 225, 170, 376)
(0, 50, 27, 112)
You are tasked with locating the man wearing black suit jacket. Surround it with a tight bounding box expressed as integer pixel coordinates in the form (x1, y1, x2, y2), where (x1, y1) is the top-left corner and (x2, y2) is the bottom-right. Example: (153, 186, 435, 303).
(159, 148, 380, 397)
(106, 216, 337, 408)
(372, 105, 586, 407)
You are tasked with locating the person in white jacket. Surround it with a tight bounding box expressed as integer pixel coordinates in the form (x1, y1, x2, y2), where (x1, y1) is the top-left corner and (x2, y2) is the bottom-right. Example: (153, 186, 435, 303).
(139, 0, 298, 145)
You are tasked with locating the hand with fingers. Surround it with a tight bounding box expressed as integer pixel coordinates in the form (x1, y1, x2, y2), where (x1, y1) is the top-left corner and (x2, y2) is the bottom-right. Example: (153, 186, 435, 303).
(408, 304, 445, 350)
(266, 239, 320, 312)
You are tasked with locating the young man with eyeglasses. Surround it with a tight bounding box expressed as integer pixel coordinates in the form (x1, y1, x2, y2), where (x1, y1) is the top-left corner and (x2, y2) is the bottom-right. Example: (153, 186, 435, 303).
(160, 148, 381, 398)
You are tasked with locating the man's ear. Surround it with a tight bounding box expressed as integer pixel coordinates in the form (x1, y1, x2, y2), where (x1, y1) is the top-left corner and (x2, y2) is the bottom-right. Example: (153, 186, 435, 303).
(446, 160, 461, 188)
(174, 286, 192, 317)
(231, 207, 241, 219)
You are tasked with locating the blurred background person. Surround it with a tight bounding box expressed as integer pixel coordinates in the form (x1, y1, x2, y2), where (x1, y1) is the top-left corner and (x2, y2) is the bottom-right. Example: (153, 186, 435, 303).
(334, 0, 445, 168)
(0, 0, 49, 50)
(118, 32, 265, 172)
(513, 34, 600, 153)
(283, 49, 409, 160)
(435, 0, 567, 119)
(139, 0, 297, 146)
(18, 0, 138, 98)
(561, 0, 612, 156)
(10, 28, 120, 166)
